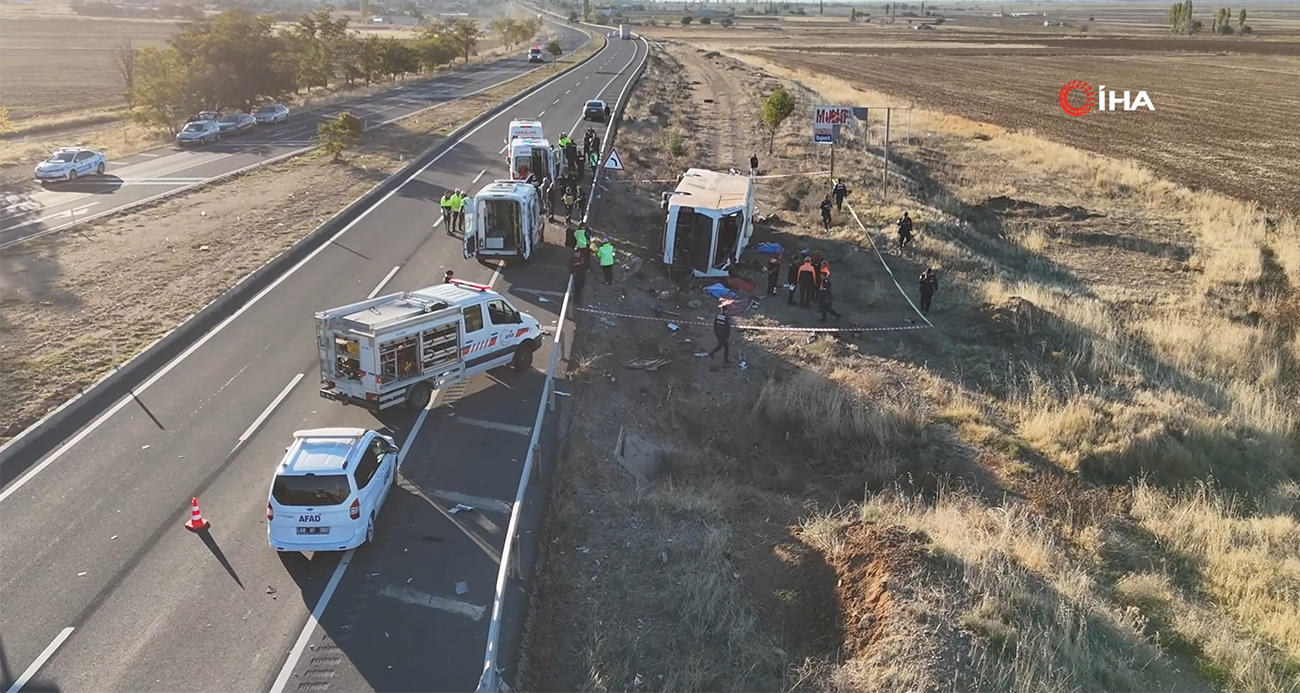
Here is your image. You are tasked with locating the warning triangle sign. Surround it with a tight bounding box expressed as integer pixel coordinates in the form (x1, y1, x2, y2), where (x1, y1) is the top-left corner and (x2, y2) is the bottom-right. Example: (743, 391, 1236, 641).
(603, 147, 625, 171)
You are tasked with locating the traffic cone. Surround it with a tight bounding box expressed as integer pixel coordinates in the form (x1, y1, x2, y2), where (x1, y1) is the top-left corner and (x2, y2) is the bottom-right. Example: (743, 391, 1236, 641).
(185, 497, 210, 532)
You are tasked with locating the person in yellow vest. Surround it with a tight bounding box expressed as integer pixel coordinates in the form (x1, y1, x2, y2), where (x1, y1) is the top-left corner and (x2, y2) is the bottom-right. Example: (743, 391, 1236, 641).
(450, 188, 466, 234)
(573, 226, 590, 267)
(439, 190, 454, 234)
(597, 238, 616, 285)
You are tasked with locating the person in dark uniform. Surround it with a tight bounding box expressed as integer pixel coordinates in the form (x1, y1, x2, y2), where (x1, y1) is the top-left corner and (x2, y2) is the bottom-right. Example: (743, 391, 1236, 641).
(898, 212, 914, 249)
(818, 275, 842, 322)
(749, 153, 759, 177)
(570, 249, 588, 302)
(766, 254, 783, 295)
(709, 311, 732, 363)
(918, 267, 938, 314)
(832, 179, 849, 211)
(819, 195, 833, 230)
(443, 270, 454, 283)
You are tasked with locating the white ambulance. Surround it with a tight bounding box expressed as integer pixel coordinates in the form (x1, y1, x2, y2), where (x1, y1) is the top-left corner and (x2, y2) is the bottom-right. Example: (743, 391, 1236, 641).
(503, 119, 564, 182)
(316, 279, 544, 411)
(462, 179, 547, 262)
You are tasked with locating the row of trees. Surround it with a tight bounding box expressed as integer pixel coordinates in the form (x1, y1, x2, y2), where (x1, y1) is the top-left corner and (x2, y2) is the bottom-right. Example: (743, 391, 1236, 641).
(121, 8, 534, 134)
(1169, 1, 1253, 34)
(489, 17, 545, 50)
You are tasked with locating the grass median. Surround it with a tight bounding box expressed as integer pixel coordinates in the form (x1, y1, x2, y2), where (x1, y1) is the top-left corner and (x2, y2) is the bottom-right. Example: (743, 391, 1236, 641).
(0, 27, 605, 444)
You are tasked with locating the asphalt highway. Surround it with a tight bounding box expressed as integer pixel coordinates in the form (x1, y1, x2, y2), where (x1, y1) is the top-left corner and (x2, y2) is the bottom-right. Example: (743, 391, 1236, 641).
(0, 29, 646, 693)
(0, 24, 590, 250)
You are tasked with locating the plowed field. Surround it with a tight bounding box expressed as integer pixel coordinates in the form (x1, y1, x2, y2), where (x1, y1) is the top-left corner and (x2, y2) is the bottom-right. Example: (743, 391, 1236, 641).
(753, 48, 1300, 213)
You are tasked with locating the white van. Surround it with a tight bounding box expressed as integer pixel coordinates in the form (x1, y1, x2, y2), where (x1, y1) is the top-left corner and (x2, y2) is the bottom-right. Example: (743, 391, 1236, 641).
(266, 428, 399, 552)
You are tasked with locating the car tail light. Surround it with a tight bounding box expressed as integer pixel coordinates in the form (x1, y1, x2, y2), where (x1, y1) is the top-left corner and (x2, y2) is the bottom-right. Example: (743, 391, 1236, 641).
(350, 498, 361, 520)
(267, 502, 274, 521)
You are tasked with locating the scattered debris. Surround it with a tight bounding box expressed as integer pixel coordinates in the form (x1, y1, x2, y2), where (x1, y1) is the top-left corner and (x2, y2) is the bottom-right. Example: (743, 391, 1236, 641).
(625, 357, 670, 372)
(449, 503, 475, 514)
(266, 586, 276, 595)
(455, 581, 469, 595)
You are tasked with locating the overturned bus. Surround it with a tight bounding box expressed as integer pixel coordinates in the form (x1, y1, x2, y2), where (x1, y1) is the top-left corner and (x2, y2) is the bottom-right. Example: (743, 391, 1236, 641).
(660, 168, 755, 278)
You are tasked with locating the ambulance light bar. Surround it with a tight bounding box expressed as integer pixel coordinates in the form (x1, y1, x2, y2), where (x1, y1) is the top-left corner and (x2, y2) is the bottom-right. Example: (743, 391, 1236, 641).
(448, 278, 491, 292)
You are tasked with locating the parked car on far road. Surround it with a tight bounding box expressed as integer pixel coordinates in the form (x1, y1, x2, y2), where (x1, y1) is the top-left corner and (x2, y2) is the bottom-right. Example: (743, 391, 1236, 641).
(176, 119, 222, 147)
(216, 112, 256, 136)
(255, 103, 291, 125)
(34, 146, 108, 183)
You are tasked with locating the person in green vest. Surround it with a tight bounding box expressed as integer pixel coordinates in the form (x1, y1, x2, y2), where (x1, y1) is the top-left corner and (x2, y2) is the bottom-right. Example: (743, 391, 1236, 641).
(598, 238, 616, 285)
(450, 188, 466, 234)
(439, 190, 454, 235)
(572, 225, 590, 268)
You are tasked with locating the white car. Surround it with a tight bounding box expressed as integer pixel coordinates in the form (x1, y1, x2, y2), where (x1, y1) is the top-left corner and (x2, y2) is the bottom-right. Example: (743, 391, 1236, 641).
(266, 427, 400, 552)
(34, 146, 107, 183)
(176, 119, 221, 147)
(255, 103, 291, 125)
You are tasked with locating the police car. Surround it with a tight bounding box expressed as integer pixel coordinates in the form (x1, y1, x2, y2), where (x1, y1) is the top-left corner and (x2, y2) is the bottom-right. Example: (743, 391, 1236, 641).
(266, 428, 400, 552)
(34, 146, 108, 183)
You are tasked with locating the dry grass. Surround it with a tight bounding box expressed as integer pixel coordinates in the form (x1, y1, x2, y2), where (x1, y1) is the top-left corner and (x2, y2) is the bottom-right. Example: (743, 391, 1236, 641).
(520, 32, 1300, 693)
(0, 29, 604, 443)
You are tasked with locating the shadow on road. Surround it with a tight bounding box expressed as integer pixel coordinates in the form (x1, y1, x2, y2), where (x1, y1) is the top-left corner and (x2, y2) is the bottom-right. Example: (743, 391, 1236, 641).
(198, 530, 245, 590)
(38, 175, 124, 195)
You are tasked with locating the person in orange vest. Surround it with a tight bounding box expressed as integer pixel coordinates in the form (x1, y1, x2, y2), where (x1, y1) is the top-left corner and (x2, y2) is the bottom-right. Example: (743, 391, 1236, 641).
(811, 250, 825, 300)
(797, 256, 817, 308)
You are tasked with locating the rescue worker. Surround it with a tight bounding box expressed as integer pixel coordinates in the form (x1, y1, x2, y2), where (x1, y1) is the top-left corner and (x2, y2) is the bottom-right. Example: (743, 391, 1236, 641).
(598, 238, 616, 285)
(898, 212, 914, 249)
(541, 177, 554, 219)
(572, 225, 589, 263)
(819, 195, 834, 231)
(709, 311, 732, 363)
(443, 270, 454, 283)
(583, 129, 595, 160)
(570, 248, 588, 302)
(589, 236, 601, 271)
(562, 187, 577, 222)
(766, 254, 783, 295)
(786, 252, 802, 305)
(451, 188, 467, 234)
(811, 251, 825, 301)
(918, 267, 938, 315)
(832, 179, 849, 211)
(440, 190, 454, 235)
(749, 153, 759, 177)
(576, 187, 588, 219)
(818, 274, 842, 322)
(797, 255, 817, 308)
(591, 134, 602, 160)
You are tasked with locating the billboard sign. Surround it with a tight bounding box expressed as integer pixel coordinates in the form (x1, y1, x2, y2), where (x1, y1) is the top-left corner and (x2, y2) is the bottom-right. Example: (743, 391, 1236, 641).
(813, 106, 854, 144)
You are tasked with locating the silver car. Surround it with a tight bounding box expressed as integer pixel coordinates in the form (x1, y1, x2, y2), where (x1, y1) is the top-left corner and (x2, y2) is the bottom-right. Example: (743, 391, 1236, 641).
(216, 112, 256, 136)
(34, 146, 107, 183)
(176, 120, 221, 147)
(255, 103, 290, 125)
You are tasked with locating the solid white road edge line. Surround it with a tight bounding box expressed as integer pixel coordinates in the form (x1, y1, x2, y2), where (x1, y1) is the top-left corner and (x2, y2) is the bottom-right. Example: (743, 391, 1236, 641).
(0, 36, 605, 504)
(270, 384, 444, 693)
(0, 37, 598, 501)
(236, 373, 305, 447)
(5, 626, 75, 693)
(368, 265, 402, 299)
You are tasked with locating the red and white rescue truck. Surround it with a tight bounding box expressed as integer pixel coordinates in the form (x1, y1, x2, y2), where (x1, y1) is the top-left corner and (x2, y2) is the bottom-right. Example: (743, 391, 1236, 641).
(316, 279, 544, 411)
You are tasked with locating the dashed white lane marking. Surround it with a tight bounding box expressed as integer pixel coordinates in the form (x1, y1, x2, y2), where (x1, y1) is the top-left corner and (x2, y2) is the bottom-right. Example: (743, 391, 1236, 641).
(454, 416, 532, 437)
(537, 110, 546, 117)
(368, 265, 402, 299)
(379, 585, 486, 621)
(428, 489, 513, 515)
(471, 169, 486, 184)
(236, 373, 304, 447)
(553, 98, 561, 104)
(6, 627, 75, 693)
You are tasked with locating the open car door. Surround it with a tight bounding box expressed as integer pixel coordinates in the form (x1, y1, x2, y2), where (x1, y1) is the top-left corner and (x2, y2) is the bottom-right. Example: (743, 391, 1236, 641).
(462, 197, 478, 259)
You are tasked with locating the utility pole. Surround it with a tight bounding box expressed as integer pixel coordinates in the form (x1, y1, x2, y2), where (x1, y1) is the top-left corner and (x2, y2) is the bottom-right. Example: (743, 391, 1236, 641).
(882, 107, 891, 199)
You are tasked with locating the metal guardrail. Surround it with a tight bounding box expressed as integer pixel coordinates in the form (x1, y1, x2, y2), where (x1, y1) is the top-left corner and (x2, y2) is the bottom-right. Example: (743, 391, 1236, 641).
(474, 17, 652, 693)
(0, 20, 608, 489)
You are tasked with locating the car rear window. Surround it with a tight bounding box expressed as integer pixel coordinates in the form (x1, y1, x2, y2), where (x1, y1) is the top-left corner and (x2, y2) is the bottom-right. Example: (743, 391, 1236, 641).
(273, 474, 351, 506)
(587, 101, 602, 108)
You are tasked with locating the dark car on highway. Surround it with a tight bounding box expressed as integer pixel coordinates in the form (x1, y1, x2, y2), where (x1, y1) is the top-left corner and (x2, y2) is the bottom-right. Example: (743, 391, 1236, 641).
(583, 100, 611, 123)
(216, 112, 256, 136)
